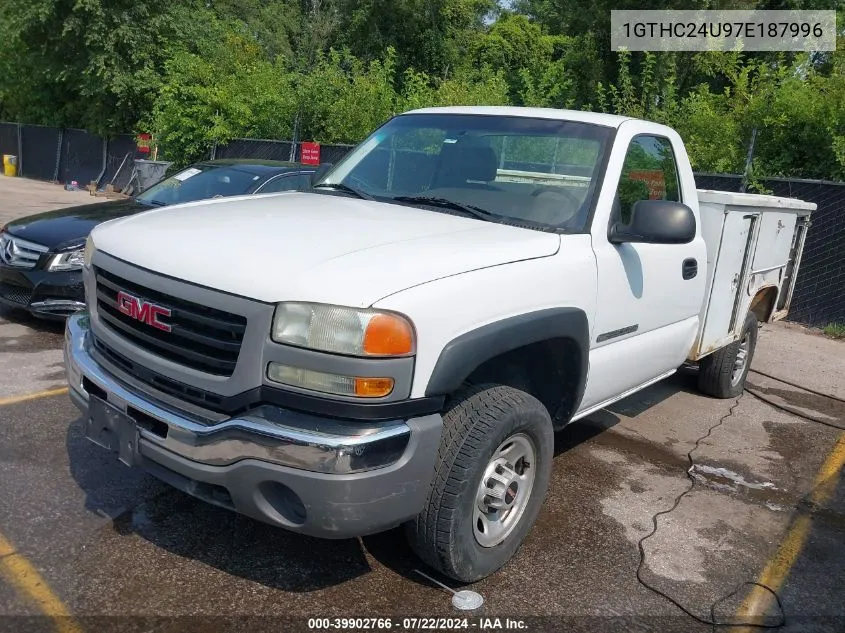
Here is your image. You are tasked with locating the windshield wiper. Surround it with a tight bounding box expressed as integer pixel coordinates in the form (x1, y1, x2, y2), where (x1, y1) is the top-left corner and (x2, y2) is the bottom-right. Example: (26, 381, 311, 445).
(391, 196, 500, 223)
(312, 183, 374, 201)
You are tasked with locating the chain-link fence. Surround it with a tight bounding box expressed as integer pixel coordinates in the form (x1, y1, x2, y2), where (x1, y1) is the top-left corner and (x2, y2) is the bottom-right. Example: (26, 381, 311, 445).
(212, 138, 354, 165)
(0, 122, 146, 188)
(103, 134, 139, 189)
(19, 124, 61, 181)
(213, 138, 296, 162)
(316, 143, 355, 165)
(59, 128, 105, 185)
(695, 173, 845, 328)
(0, 122, 19, 158)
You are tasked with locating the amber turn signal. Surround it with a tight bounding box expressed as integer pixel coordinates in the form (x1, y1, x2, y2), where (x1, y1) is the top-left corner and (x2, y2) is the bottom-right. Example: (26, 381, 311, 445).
(354, 377, 395, 398)
(363, 313, 415, 356)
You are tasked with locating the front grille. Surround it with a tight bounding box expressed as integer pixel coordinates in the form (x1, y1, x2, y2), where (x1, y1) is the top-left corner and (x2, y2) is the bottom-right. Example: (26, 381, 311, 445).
(92, 334, 230, 413)
(94, 267, 247, 376)
(0, 282, 32, 306)
(0, 232, 48, 270)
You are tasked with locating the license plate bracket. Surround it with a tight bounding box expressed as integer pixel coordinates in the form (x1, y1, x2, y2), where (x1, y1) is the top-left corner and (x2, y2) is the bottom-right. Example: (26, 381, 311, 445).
(85, 396, 141, 467)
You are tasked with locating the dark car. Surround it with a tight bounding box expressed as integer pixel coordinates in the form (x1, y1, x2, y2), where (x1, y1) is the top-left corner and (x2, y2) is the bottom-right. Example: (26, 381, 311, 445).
(0, 160, 314, 319)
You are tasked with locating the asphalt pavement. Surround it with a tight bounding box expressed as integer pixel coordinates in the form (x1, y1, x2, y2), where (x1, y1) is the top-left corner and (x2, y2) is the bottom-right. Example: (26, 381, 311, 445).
(0, 177, 843, 633)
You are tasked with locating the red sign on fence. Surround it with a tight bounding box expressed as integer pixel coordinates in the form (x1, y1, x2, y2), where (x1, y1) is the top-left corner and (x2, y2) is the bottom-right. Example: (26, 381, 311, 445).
(301, 142, 321, 165)
(137, 133, 152, 155)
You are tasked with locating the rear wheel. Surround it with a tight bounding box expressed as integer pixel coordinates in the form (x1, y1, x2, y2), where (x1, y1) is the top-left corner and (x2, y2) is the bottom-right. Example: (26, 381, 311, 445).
(698, 311, 758, 398)
(406, 384, 553, 582)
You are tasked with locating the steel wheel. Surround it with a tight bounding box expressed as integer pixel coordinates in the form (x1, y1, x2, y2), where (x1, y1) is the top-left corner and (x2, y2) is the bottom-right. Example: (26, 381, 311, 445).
(473, 433, 537, 548)
(731, 332, 751, 386)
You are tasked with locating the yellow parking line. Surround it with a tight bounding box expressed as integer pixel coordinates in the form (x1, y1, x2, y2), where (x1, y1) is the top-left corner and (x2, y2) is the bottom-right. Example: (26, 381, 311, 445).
(0, 387, 69, 407)
(734, 432, 845, 627)
(0, 532, 83, 633)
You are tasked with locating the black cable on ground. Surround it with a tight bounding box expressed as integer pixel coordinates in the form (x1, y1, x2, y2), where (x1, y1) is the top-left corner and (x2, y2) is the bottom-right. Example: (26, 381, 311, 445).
(748, 368, 845, 405)
(635, 367, 844, 628)
(634, 394, 786, 630)
(744, 387, 845, 431)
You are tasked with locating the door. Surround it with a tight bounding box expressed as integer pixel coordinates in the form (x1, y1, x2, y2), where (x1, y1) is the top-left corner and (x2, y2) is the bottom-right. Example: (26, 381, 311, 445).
(698, 212, 756, 352)
(579, 122, 707, 411)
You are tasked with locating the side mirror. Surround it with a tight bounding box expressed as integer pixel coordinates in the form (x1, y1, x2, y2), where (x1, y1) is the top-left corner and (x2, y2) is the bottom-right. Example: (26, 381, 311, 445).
(310, 163, 333, 187)
(609, 200, 696, 245)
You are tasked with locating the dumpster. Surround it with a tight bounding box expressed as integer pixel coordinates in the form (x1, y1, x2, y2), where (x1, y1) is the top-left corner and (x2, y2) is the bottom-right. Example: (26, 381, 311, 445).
(3, 155, 17, 177)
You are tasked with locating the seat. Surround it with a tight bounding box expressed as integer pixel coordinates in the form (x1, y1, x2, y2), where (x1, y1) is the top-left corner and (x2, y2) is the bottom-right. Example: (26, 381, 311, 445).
(432, 145, 498, 190)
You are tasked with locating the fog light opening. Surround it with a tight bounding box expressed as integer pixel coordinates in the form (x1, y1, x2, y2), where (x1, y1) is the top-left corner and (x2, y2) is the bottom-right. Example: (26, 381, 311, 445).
(82, 376, 107, 401)
(258, 481, 307, 526)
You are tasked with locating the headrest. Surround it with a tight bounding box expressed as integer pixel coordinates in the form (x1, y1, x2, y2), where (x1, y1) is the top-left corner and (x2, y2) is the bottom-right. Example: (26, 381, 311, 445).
(436, 144, 498, 185)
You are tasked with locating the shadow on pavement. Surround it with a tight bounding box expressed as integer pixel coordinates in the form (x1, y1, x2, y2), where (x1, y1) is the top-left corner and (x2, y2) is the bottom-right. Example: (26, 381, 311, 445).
(607, 370, 700, 418)
(0, 304, 66, 333)
(64, 415, 374, 592)
(62, 374, 692, 593)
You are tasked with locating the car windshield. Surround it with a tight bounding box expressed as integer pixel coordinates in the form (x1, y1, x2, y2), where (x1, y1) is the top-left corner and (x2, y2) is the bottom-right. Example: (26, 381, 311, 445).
(136, 164, 265, 207)
(319, 113, 612, 231)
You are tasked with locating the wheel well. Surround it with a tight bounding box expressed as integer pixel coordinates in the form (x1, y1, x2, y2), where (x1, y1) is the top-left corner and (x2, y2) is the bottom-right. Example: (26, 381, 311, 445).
(463, 338, 582, 426)
(749, 286, 778, 323)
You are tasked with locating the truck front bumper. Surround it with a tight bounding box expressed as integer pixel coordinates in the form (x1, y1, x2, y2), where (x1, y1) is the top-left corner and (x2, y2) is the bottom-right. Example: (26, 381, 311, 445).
(64, 312, 443, 538)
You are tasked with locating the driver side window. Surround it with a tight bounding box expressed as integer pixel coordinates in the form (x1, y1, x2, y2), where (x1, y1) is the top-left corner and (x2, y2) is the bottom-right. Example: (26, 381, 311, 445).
(613, 136, 680, 224)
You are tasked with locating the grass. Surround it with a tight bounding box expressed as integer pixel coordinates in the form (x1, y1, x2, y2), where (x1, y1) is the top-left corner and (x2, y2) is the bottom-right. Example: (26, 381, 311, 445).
(822, 323, 845, 339)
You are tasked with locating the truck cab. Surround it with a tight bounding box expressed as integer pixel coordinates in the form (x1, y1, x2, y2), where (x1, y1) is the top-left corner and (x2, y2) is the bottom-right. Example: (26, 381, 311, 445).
(65, 107, 813, 582)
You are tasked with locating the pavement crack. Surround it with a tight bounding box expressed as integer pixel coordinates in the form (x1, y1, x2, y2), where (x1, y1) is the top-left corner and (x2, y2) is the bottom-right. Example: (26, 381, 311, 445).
(634, 394, 786, 629)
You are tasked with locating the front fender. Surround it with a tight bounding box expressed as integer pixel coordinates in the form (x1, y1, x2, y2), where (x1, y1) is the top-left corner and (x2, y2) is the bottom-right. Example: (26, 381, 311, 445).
(424, 307, 590, 409)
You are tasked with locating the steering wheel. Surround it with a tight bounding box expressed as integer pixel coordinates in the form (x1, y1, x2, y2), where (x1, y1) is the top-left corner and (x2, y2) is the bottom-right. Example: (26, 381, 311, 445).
(529, 186, 584, 225)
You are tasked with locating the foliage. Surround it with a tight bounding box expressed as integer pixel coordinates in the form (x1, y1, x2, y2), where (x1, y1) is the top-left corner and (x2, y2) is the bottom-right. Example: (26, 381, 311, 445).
(0, 0, 842, 179)
(337, 0, 497, 77)
(152, 40, 510, 164)
(152, 35, 299, 165)
(822, 323, 845, 340)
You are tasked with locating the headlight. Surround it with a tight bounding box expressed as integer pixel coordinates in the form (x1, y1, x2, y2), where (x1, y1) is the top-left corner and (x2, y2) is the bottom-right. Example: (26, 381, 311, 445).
(271, 302, 415, 357)
(48, 246, 86, 271)
(83, 235, 95, 269)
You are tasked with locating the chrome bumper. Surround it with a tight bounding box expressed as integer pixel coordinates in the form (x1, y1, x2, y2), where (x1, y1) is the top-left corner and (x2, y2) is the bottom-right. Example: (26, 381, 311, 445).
(64, 312, 412, 474)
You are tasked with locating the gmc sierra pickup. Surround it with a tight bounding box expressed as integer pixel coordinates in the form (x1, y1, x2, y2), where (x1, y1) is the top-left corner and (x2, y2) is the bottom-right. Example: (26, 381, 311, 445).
(64, 106, 814, 582)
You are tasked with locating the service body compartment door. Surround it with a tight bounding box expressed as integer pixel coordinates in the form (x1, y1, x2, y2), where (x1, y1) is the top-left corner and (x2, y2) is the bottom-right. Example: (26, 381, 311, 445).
(752, 212, 797, 272)
(698, 212, 755, 354)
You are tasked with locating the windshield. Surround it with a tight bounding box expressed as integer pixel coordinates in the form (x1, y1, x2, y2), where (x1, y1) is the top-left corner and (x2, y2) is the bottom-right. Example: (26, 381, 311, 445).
(136, 165, 264, 206)
(320, 113, 612, 231)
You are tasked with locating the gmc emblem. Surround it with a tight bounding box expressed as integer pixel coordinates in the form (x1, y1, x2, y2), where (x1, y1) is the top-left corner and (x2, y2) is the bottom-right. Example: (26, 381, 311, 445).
(116, 291, 172, 332)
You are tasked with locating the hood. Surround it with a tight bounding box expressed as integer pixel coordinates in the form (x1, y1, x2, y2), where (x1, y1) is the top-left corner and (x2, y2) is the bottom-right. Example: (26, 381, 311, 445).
(92, 192, 560, 306)
(5, 199, 148, 251)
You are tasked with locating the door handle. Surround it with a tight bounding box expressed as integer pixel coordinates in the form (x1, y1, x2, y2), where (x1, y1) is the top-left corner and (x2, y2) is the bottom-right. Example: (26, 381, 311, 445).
(682, 258, 698, 280)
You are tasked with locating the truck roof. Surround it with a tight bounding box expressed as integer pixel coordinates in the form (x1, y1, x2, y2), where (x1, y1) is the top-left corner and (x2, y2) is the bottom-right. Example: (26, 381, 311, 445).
(403, 106, 632, 129)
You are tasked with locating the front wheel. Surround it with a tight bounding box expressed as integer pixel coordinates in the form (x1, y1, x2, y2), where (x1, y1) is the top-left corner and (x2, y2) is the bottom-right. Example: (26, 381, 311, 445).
(698, 311, 758, 398)
(406, 384, 553, 582)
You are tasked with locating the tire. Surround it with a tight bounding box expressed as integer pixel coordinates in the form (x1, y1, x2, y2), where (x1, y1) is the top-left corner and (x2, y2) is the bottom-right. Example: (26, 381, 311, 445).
(698, 311, 758, 398)
(406, 384, 554, 582)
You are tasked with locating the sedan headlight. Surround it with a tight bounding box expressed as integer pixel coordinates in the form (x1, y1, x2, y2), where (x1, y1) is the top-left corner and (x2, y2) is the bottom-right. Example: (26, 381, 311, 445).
(48, 245, 86, 271)
(271, 302, 415, 357)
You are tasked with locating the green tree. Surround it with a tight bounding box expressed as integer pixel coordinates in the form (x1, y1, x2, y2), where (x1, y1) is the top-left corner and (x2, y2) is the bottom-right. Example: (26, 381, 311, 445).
(0, 0, 228, 135)
(152, 34, 298, 164)
(336, 0, 496, 76)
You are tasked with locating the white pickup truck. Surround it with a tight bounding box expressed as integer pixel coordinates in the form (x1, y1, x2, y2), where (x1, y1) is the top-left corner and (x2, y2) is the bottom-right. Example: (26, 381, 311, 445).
(65, 106, 814, 582)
